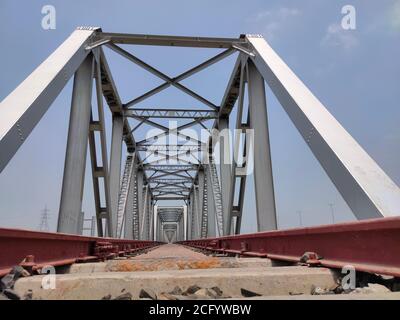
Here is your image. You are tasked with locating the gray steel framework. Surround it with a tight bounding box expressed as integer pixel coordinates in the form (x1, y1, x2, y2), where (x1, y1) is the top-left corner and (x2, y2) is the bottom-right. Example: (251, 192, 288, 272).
(1, 28, 399, 241)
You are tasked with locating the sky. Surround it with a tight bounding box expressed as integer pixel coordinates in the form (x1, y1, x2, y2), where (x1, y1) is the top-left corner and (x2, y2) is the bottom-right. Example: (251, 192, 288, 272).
(0, 0, 399, 234)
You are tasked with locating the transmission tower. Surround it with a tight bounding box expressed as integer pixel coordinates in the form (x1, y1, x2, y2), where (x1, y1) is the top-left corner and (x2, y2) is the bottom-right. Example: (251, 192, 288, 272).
(38, 205, 50, 232)
(329, 203, 335, 223)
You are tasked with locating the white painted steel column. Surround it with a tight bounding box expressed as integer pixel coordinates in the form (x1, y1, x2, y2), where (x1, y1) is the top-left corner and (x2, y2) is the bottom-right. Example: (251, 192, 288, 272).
(183, 207, 188, 240)
(219, 117, 232, 235)
(58, 55, 94, 234)
(192, 187, 199, 239)
(109, 115, 124, 237)
(124, 163, 137, 239)
(206, 166, 216, 237)
(188, 193, 193, 240)
(196, 170, 205, 238)
(153, 205, 158, 241)
(247, 60, 277, 231)
(137, 169, 144, 239)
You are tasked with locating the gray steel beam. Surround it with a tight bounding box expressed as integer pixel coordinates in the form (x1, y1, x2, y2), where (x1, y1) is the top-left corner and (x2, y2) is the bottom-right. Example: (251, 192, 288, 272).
(124, 108, 218, 119)
(99, 32, 245, 48)
(137, 145, 202, 152)
(247, 34, 400, 219)
(176, 221, 181, 241)
(149, 168, 194, 178)
(0, 28, 96, 173)
(88, 55, 114, 237)
(153, 187, 190, 192)
(206, 165, 216, 237)
(137, 169, 144, 239)
(154, 196, 188, 200)
(159, 222, 162, 241)
(109, 115, 124, 235)
(200, 56, 245, 236)
(150, 172, 193, 181)
(192, 186, 200, 239)
(188, 193, 193, 240)
(152, 181, 190, 188)
(88, 116, 105, 236)
(218, 56, 243, 117)
(159, 215, 181, 222)
(140, 185, 150, 240)
(183, 205, 188, 240)
(153, 205, 158, 241)
(197, 170, 205, 238)
(143, 164, 198, 171)
(156, 193, 185, 198)
(157, 216, 162, 241)
(226, 61, 248, 235)
(147, 193, 153, 239)
(218, 117, 232, 235)
(247, 60, 277, 231)
(132, 117, 169, 131)
(107, 44, 218, 110)
(136, 120, 206, 146)
(98, 49, 135, 152)
(58, 55, 94, 234)
(152, 189, 188, 195)
(99, 50, 155, 237)
(124, 159, 137, 239)
(117, 154, 135, 237)
(150, 179, 192, 184)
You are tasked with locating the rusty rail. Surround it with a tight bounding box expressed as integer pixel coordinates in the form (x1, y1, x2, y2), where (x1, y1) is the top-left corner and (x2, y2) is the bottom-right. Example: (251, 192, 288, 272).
(179, 216, 400, 277)
(0, 228, 162, 276)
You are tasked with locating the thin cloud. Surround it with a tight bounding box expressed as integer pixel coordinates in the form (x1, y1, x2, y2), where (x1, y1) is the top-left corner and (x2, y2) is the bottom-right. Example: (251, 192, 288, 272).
(389, 0, 400, 31)
(252, 7, 302, 41)
(321, 23, 359, 50)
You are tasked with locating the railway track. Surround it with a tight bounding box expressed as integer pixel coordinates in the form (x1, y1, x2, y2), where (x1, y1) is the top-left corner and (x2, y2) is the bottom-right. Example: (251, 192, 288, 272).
(1, 217, 400, 300)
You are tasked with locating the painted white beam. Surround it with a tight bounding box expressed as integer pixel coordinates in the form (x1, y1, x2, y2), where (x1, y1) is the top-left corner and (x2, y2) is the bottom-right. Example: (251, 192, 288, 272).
(0, 28, 97, 173)
(247, 61, 277, 231)
(247, 35, 400, 219)
(218, 118, 233, 235)
(58, 55, 94, 234)
(109, 115, 124, 236)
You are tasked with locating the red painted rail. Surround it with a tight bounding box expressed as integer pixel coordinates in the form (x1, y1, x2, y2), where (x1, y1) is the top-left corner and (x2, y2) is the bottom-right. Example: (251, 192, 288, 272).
(179, 217, 400, 277)
(0, 228, 162, 276)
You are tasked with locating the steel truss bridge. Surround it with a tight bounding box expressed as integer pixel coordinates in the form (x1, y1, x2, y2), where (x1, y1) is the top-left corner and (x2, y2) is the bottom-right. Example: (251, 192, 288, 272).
(1, 27, 400, 277)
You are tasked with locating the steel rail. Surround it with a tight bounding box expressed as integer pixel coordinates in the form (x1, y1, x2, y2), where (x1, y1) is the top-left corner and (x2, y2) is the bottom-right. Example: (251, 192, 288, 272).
(0, 228, 162, 276)
(178, 216, 400, 277)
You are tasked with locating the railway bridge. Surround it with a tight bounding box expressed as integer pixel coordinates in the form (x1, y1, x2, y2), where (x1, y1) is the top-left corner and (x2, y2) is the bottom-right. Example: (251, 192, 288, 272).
(1, 27, 400, 300)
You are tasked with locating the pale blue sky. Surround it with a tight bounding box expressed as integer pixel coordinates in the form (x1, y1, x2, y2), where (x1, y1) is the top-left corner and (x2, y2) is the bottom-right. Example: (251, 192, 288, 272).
(0, 0, 399, 234)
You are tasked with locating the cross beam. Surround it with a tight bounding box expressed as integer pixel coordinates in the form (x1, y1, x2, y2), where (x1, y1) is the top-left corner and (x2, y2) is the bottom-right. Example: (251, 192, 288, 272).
(98, 32, 246, 48)
(108, 43, 230, 110)
(124, 108, 218, 119)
